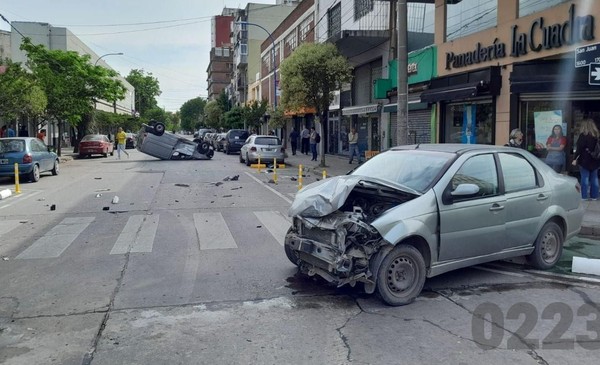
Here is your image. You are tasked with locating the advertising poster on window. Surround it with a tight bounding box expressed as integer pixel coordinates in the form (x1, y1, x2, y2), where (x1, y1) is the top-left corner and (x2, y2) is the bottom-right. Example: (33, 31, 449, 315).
(533, 110, 566, 146)
(462, 104, 476, 144)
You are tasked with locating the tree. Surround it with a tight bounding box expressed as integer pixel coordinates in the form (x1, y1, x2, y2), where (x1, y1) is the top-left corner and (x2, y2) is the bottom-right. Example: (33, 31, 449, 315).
(222, 106, 245, 130)
(20, 38, 127, 154)
(280, 42, 352, 166)
(204, 100, 222, 129)
(0, 60, 47, 121)
(126, 69, 161, 118)
(180, 97, 207, 132)
(217, 89, 231, 113)
(145, 107, 167, 124)
(243, 99, 268, 133)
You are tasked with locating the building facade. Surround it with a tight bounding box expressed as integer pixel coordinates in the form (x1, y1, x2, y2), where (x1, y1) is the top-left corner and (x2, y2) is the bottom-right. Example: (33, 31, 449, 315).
(0, 30, 10, 61)
(207, 11, 237, 100)
(423, 0, 600, 174)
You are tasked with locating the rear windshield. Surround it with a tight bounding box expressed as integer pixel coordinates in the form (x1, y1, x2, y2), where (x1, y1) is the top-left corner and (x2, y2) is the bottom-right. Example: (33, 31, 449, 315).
(81, 135, 105, 142)
(0, 139, 25, 153)
(255, 137, 281, 145)
(229, 130, 249, 139)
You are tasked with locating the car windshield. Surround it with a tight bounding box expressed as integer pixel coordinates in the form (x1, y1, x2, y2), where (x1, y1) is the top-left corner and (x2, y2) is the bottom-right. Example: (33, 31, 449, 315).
(351, 150, 454, 193)
(0, 139, 25, 153)
(254, 137, 281, 145)
(81, 135, 104, 142)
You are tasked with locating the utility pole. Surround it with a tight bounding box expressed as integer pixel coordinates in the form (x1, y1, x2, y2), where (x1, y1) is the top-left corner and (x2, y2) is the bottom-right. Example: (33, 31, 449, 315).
(396, 0, 409, 146)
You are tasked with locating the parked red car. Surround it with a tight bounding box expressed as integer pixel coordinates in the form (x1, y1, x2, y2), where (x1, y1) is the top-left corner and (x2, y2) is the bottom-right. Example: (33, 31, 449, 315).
(79, 134, 114, 158)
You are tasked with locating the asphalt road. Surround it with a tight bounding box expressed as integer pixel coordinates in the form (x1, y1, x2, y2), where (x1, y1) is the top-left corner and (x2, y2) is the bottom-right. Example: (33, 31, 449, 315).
(1, 147, 599, 365)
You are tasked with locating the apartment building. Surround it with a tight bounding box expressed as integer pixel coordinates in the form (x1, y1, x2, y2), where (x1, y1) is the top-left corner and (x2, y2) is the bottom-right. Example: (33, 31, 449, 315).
(207, 10, 238, 100)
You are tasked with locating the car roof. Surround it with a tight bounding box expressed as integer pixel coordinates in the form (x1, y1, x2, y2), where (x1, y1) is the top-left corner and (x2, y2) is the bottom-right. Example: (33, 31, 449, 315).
(389, 143, 516, 155)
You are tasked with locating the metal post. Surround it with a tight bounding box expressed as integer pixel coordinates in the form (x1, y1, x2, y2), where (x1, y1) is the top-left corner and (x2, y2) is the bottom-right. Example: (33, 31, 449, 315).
(14, 163, 21, 194)
(298, 164, 303, 190)
(396, 0, 409, 146)
(273, 158, 278, 184)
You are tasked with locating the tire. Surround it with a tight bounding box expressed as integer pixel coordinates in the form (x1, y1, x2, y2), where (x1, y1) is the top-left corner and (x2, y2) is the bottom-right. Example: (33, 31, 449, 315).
(284, 244, 300, 266)
(376, 245, 426, 306)
(225, 145, 230, 155)
(51, 160, 59, 175)
(197, 142, 210, 154)
(110, 150, 114, 156)
(29, 164, 40, 182)
(245, 153, 251, 167)
(206, 149, 214, 159)
(239, 153, 244, 163)
(103, 150, 108, 157)
(527, 222, 563, 270)
(154, 122, 166, 136)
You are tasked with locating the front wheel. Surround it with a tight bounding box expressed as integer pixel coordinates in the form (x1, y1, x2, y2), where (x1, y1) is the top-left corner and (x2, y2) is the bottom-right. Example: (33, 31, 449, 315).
(51, 160, 59, 175)
(527, 222, 563, 269)
(154, 122, 166, 136)
(376, 245, 426, 306)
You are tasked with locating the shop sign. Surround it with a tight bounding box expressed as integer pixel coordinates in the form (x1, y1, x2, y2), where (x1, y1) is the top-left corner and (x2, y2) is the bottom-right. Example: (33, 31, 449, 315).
(446, 4, 594, 70)
(575, 42, 600, 68)
(588, 63, 600, 86)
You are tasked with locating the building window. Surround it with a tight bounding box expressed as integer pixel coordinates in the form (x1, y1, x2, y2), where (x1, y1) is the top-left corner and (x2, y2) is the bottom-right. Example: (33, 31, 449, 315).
(299, 14, 314, 42)
(519, 0, 569, 18)
(354, 0, 374, 21)
(328, 3, 342, 39)
(446, 0, 497, 41)
(215, 48, 223, 57)
(285, 31, 297, 52)
(223, 48, 230, 57)
(444, 101, 494, 145)
(240, 44, 248, 55)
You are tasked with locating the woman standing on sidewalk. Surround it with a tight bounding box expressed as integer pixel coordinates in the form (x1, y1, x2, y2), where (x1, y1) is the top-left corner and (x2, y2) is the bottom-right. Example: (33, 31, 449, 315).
(572, 119, 600, 200)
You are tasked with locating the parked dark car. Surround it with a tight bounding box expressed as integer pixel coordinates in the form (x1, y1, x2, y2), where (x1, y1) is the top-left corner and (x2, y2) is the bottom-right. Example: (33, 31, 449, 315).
(223, 129, 249, 155)
(0, 137, 59, 182)
(79, 134, 114, 158)
(285, 144, 584, 306)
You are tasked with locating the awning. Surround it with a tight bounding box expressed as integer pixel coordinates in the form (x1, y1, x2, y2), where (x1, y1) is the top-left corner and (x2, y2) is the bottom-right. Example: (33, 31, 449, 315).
(382, 101, 429, 113)
(420, 81, 485, 103)
(342, 104, 380, 116)
(284, 106, 317, 117)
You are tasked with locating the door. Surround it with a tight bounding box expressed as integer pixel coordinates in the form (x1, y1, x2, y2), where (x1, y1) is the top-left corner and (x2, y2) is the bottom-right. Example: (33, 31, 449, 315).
(357, 118, 368, 155)
(370, 117, 379, 151)
(438, 153, 507, 261)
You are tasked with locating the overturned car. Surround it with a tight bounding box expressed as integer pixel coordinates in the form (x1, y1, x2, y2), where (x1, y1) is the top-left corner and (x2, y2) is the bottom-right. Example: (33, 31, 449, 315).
(284, 144, 584, 306)
(136, 122, 214, 160)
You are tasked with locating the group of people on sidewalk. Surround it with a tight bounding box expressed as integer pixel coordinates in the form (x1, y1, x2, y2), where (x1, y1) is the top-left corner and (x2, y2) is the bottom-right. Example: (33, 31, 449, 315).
(506, 119, 600, 200)
(288, 126, 321, 161)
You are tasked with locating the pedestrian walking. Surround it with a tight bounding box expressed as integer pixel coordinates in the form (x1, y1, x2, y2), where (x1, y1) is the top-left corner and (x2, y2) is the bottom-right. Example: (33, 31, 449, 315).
(348, 127, 362, 164)
(301, 126, 310, 155)
(116, 127, 130, 159)
(289, 127, 299, 155)
(572, 119, 600, 200)
(6, 124, 16, 137)
(309, 127, 318, 161)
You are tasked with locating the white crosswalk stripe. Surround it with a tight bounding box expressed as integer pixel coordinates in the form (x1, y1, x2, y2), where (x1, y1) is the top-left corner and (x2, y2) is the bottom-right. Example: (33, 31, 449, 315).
(16, 217, 95, 259)
(0, 220, 22, 237)
(253, 211, 292, 246)
(193, 212, 238, 250)
(110, 215, 160, 255)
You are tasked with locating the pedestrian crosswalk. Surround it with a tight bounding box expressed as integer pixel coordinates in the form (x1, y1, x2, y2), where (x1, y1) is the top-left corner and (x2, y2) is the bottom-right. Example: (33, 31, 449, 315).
(5, 211, 292, 260)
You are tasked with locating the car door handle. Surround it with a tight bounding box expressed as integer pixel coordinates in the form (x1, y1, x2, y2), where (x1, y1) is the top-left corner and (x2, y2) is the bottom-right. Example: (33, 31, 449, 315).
(489, 203, 505, 212)
(537, 194, 549, 201)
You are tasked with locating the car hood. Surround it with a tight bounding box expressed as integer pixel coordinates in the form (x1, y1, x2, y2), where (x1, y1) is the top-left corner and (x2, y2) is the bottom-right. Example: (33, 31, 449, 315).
(288, 175, 420, 218)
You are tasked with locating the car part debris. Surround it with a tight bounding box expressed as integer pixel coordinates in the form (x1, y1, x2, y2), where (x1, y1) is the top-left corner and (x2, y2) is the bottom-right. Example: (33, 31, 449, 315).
(175, 183, 190, 187)
(112, 196, 119, 204)
(95, 194, 102, 198)
(50, 204, 56, 211)
(103, 207, 110, 211)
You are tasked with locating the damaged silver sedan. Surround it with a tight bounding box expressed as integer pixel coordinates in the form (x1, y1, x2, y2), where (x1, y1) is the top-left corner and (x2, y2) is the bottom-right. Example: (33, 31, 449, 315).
(285, 144, 584, 306)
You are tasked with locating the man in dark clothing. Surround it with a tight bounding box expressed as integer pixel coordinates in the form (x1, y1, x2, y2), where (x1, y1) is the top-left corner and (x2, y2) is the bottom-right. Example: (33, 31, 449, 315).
(289, 128, 299, 155)
(18, 125, 29, 137)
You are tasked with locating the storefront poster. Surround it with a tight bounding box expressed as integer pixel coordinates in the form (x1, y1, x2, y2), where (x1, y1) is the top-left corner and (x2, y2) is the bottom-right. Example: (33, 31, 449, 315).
(462, 104, 477, 144)
(533, 110, 566, 146)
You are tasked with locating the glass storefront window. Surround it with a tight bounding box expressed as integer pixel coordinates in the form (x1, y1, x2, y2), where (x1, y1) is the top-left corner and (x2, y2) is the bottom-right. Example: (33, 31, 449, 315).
(446, 0, 497, 41)
(444, 101, 494, 145)
(519, 0, 569, 18)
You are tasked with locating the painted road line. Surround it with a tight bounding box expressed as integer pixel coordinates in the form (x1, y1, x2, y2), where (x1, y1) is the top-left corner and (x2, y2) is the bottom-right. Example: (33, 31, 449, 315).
(16, 217, 95, 259)
(254, 211, 292, 246)
(131, 215, 159, 253)
(0, 220, 22, 237)
(110, 215, 145, 255)
(244, 172, 292, 204)
(193, 212, 238, 250)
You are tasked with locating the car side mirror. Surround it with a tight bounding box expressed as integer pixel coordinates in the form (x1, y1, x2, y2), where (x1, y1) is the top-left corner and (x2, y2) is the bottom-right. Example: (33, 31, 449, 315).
(443, 183, 480, 205)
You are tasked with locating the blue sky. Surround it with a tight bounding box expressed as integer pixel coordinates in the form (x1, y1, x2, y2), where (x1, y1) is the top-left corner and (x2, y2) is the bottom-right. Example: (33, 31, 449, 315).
(0, 0, 275, 112)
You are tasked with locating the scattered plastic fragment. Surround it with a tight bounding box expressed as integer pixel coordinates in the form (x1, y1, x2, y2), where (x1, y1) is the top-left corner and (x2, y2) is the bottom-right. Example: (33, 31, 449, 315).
(112, 196, 119, 204)
(95, 194, 102, 198)
(50, 204, 56, 211)
(175, 183, 190, 187)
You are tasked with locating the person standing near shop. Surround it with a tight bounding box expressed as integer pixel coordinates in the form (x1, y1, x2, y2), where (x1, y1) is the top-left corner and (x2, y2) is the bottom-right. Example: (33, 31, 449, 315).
(6, 124, 16, 137)
(544, 124, 567, 173)
(505, 128, 525, 149)
(348, 127, 362, 164)
(572, 119, 600, 200)
(301, 126, 310, 155)
(289, 127, 299, 156)
(309, 127, 318, 161)
(116, 127, 130, 159)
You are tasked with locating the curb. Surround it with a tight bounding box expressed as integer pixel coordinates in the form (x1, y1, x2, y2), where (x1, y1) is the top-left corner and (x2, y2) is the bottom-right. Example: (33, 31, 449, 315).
(580, 225, 600, 238)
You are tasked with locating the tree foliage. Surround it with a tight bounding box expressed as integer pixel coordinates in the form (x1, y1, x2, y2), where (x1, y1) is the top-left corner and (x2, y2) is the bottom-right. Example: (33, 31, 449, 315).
(217, 90, 231, 113)
(204, 100, 222, 129)
(180, 97, 207, 132)
(0, 60, 47, 120)
(268, 106, 286, 130)
(222, 106, 245, 130)
(126, 69, 161, 118)
(243, 99, 268, 132)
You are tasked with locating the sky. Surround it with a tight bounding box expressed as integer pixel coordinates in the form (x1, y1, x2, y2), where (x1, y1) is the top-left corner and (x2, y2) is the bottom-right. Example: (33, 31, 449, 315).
(0, 0, 276, 112)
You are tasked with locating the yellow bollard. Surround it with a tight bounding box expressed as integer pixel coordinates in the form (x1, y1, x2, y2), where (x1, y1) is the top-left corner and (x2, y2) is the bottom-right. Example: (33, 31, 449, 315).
(322, 169, 327, 180)
(14, 163, 21, 194)
(257, 154, 261, 173)
(298, 164, 303, 190)
(273, 158, 278, 184)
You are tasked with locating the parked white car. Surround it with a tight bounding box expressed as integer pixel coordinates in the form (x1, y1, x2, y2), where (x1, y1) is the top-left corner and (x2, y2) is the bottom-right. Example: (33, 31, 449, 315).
(239, 135, 285, 166)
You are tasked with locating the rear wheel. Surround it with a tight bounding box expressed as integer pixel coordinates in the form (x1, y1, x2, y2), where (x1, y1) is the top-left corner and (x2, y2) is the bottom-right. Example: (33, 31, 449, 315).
(376, 245, 426, 306)
(103, 150, 108, 157)
(29, 164, 40, 182)
(527, 222, 563, 269)
(197, 142, 210, 154)
(154, 122, 166, 136)
(245, 153, 251, 166)
(239, 153, 244, 163)
(51, 160, 59, 175)
(225, 145, 230, 155)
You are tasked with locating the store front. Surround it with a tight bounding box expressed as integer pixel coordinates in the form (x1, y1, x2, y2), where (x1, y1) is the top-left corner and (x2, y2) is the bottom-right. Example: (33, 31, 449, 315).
(341, 104, 380, 155)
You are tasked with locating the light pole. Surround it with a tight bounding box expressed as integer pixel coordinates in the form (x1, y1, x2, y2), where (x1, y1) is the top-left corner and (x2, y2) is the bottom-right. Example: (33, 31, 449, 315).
(236, 21, 277, 109)
(95, 52, 123, 66)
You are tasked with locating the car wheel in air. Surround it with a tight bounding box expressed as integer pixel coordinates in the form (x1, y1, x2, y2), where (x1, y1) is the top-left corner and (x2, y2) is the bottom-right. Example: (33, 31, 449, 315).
(245, 153, 251, 166)
(51, 160, 59, 175)
(527, 221, 563, 270)
(154, 122, 166, 136)
(376, 244, 426, 306)
(29, 164, 41, 182)
(197, 142, 210, 154)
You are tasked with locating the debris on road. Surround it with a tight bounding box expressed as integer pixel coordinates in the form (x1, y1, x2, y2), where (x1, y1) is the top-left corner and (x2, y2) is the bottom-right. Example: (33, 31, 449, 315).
(112, 196, 119, 204)
(230, 175, 239, 181)
(96, 188, 111, 192)
(268, 179, 276, 184)
(103, 207, 110, 211)
(211, 182, 224, 187)
(37, 198, 46, 201)
(231, 187, 242, 190)
(50, 204, 56, 211)
(94, 177, 102, 180)
(1, 256, 9, 261)
(222, 195, 232, 198)
(174, 183, 190, 187)
(0, 189, 12, 200)
(95, 194, 102, 198)
(290, 176, 297, 181)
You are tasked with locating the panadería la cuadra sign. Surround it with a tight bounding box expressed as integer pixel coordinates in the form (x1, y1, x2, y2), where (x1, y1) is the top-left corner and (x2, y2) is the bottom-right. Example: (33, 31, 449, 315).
(446, 4, 594, 70)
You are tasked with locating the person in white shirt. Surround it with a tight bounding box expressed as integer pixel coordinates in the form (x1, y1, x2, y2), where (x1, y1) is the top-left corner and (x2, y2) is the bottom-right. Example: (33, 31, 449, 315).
(348, 127, 361, 164)
(301, 126, 310, 155)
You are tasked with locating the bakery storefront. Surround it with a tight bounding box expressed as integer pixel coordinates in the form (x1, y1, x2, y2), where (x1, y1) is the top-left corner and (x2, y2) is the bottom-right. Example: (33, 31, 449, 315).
(427, 0, 600, 173)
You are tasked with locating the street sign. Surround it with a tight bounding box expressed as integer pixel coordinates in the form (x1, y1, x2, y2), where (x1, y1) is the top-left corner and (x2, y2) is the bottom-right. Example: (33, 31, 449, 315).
(575, 42, 600, 68)
(589, 63, 600, 85)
